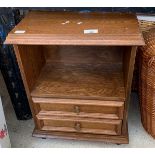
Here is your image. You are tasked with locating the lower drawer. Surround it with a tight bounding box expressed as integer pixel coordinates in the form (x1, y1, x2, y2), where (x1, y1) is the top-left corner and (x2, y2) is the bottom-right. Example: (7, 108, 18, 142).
(36, 115, 122, 135)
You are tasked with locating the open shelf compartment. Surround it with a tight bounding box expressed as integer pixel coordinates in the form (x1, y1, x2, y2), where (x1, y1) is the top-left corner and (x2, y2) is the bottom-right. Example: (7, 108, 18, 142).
(17, 45, 130, 101)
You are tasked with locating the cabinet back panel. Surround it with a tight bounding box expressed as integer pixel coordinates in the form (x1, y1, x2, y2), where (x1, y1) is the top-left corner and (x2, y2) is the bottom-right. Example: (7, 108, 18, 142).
(43, 46, 123, 67)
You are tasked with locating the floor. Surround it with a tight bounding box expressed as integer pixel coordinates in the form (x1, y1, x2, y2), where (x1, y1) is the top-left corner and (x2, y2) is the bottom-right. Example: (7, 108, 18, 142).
(0, 71, 155, 148)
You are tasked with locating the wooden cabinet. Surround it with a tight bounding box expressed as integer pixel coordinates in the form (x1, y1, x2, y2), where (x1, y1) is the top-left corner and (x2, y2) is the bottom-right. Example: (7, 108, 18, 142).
(5, 11, 144, 144)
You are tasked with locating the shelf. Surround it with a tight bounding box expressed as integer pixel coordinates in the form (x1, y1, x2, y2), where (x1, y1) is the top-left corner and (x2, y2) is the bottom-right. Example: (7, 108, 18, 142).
(31, 62, 125, 101)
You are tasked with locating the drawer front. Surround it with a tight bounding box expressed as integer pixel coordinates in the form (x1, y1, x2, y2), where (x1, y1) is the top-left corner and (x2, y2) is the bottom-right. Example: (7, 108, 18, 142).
(36, 115, 122, 135)
(33, 98, 124, 119)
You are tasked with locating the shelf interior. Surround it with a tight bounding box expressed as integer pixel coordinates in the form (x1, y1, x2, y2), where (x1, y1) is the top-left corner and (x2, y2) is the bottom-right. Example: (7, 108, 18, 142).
(29, 46, 126, 101)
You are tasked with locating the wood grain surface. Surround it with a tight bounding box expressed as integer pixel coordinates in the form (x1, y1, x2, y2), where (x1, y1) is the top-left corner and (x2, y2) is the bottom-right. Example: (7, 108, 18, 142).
(44, 45, 123, 65)
(30, 62, 125, 101)
(33, 97, 124, 119)
(33, 126, 129, 144)
(36, 115, 122, 135)
(5, 11, 144, 46)
(6, 11, 145, 144)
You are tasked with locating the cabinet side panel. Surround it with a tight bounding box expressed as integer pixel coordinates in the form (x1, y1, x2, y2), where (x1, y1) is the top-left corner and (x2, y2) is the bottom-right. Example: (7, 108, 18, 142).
(123, 47, 137, 96)
(123, 47, 131, 95)
(16, 45, 46, 91)
(122, 46, 137, 134)
(13, 45, 46, 129)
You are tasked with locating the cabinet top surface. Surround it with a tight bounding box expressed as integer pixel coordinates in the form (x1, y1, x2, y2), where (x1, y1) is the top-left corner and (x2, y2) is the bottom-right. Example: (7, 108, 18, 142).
(5, 11, 144, 45)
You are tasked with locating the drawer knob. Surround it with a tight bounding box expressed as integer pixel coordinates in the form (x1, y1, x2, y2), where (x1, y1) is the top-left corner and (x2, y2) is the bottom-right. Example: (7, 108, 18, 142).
(74, 105, 80, 114)
(74, 122, 81, 131)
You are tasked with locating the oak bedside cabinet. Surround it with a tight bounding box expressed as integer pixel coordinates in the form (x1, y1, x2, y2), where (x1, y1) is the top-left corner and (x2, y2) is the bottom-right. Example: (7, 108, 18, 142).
(5, 11, 144, 144)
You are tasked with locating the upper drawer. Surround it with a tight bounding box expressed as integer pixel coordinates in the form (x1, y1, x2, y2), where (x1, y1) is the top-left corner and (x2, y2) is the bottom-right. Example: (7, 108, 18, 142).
(32, 98, 124, 119)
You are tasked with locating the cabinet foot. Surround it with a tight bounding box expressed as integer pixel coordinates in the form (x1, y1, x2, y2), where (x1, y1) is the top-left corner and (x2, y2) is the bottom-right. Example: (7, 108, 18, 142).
(42, 137, 47, 139)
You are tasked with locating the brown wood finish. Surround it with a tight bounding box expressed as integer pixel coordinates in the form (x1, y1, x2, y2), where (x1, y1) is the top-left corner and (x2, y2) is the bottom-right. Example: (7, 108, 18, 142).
(44, 46, 123, 65)
(5, 11, 145, 144)
(16, 45, 46, 91)
(33, 127, 129, 144)
(33, 98, 124, 119)
(30, 45, 125, 101)
(13, 45, 40, 129)
(30, 62, 125, 101)
(36, 115, 122, 135)
(5, 11, 144, 46)
(122, 46, 137, 134)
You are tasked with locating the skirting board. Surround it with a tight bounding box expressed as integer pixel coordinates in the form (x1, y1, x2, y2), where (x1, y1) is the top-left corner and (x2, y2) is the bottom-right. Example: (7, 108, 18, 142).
(32, 125, 129, 144)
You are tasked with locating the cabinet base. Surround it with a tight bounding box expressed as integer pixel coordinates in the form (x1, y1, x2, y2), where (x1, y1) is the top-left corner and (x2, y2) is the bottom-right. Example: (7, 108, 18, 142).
(32, 127, 129, 144)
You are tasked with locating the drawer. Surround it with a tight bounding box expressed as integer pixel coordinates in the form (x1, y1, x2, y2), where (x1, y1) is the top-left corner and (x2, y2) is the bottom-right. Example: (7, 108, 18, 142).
(36, 115, 122, 135)
(33, 98, 124, 119)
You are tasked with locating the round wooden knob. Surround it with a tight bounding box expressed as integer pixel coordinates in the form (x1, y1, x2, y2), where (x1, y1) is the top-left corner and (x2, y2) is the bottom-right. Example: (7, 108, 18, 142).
(74, 105, 80, 114)
(74, 122, 81, 131)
